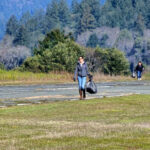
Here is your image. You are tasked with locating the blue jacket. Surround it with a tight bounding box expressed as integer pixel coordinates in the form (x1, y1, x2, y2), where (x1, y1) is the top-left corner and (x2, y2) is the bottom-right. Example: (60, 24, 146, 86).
(74, 62, 90, 78)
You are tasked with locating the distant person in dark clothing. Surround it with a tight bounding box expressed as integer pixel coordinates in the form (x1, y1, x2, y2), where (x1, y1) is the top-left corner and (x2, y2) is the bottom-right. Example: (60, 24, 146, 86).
(74, 56, 91, 100)
(135, 61, 144, 80)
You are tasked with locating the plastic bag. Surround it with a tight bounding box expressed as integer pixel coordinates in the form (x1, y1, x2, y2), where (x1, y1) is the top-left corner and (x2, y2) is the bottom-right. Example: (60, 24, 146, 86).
(86, 79, 97, 94)
(131, 72, 136, 78)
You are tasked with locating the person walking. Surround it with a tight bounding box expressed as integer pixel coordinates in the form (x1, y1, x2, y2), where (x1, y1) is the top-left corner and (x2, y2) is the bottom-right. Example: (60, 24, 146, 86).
(74, 56, 91, 100)
(135, 61, 144, 80)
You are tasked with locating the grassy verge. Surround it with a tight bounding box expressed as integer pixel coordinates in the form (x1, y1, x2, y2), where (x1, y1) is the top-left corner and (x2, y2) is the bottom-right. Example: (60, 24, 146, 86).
(0, 70, 73, 85)
(0, 95, 150, 149)
(0, 69, 139, 85)
(143, 72, 150, 80)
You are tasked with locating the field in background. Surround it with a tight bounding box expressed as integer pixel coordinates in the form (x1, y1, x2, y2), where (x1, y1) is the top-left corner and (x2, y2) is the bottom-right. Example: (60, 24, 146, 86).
(0, 95, 150, 149)
(0, 70, 73, 85)
(0, 69, 143, 85)
(143, 72, 150, 80)
(0, 69, 150, 85)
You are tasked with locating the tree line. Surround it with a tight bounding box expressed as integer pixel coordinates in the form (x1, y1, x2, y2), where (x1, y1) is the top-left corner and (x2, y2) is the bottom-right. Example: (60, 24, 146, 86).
(4, 0, 150, 67)
(19, 29, 129, 75)
(6, 0, 150, 48)
(2, 0, 150, 72)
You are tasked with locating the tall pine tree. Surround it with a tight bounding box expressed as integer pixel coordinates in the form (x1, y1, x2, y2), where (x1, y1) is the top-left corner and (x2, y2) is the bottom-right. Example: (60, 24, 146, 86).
(20, 11, 32, 25)
(6, 15, 19, 36)
(82, 0, 101, 24)
(86, 33, 99, 48)
(58, 0, 71, 28)
(76, 2, 96, 34)
(71, 0, 80, 14)
(134, 14, 145, 35)
(45, 0, 60, 33)
(71, 0, 80, 37)
(13, 25, 29, 46)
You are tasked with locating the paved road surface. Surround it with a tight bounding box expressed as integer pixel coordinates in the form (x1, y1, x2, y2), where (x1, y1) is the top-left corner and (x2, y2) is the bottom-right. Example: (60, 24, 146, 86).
(0, 81, 150, 107)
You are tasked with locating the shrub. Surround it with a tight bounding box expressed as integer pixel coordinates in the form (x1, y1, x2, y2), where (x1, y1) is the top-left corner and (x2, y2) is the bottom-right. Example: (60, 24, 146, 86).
(0, 63, 5, 70)
(21, 56, 45, 73)
(21, 30, 84, 73)
(94, 47, 130, 75)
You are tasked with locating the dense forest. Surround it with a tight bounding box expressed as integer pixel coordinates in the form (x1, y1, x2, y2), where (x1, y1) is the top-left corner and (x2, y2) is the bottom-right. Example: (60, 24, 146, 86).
(0, 0, 150, 72)
(0, 0, 51, 39)
(0, 0, 106, 39)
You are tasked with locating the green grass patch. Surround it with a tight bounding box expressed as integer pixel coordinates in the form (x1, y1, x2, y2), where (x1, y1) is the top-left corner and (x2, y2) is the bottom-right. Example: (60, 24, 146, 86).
(0, 95, 150, 149)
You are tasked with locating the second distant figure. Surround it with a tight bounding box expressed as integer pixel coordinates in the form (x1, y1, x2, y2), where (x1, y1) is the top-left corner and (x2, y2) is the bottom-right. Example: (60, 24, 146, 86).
(135, 61, 144, 80)
(74, 56, 91, 100)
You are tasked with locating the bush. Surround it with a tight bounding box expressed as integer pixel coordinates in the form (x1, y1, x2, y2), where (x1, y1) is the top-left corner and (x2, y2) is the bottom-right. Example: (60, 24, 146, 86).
(21, 56, 45, 73)
(0, 63, 5, 70)
(21, 30, 84, 73)
(94, 47, 130, 75)
(49, 41, 84, 72)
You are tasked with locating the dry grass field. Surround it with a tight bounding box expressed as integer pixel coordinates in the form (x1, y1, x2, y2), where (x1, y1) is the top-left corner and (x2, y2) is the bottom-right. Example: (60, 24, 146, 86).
(0, 69, 139, 85)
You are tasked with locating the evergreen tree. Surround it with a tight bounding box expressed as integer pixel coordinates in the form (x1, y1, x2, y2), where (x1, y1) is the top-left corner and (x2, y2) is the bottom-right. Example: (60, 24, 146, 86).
(76, 3, 96, 34)
(134, 14, 145, 35)
(74, 0, 100, 35)
(34, 29, 68, 55)
(131, 0, 136, 7)
(71, 0, 81, 38)
(24, 17, 38, 32)
(6, 15, 19, 36)
(82, 0, 101, 23)
(33, 9, 45, 32)
(143, 0, 150, 28)
(22, 29, 84, 73)
(86, 33, 99, 48)
(99, 0, 135, 29)
(20, 11, 32, 25)
(13, 25, 29, 46)
(95, 47, 130, 75)
(71, 0, 80, 14)
(45, 0, 60, 32)
(21, 10, 45, 33)
(58, 0, 71, 28)
(99, 34, 109, 47)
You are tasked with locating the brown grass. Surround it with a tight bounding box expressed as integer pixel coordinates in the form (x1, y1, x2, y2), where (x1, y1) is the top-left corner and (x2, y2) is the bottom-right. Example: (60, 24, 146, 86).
(93, 72, 134, 82)
(0, 69, 135, 85)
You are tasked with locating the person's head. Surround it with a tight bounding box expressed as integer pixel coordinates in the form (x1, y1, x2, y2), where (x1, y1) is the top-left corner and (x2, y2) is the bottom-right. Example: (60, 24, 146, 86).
(138, 61, 142, 66)
(79, 56, 84, 64)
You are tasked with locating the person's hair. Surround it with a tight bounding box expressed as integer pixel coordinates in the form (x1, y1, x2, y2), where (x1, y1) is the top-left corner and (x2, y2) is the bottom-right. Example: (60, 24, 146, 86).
(79, 56, 84, 59)
(138, 61, 142, 66)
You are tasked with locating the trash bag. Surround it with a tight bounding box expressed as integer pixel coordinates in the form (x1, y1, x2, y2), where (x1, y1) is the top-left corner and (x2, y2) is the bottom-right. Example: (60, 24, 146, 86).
(131, 72, 136, 78)
(86, 79, 97, 94)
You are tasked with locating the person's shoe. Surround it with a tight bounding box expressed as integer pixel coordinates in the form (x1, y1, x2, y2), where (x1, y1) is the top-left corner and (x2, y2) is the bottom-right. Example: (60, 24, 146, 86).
(83, 89, 86, 99)
(79, 90, 83, 100)
(139, 78, 142, 80)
